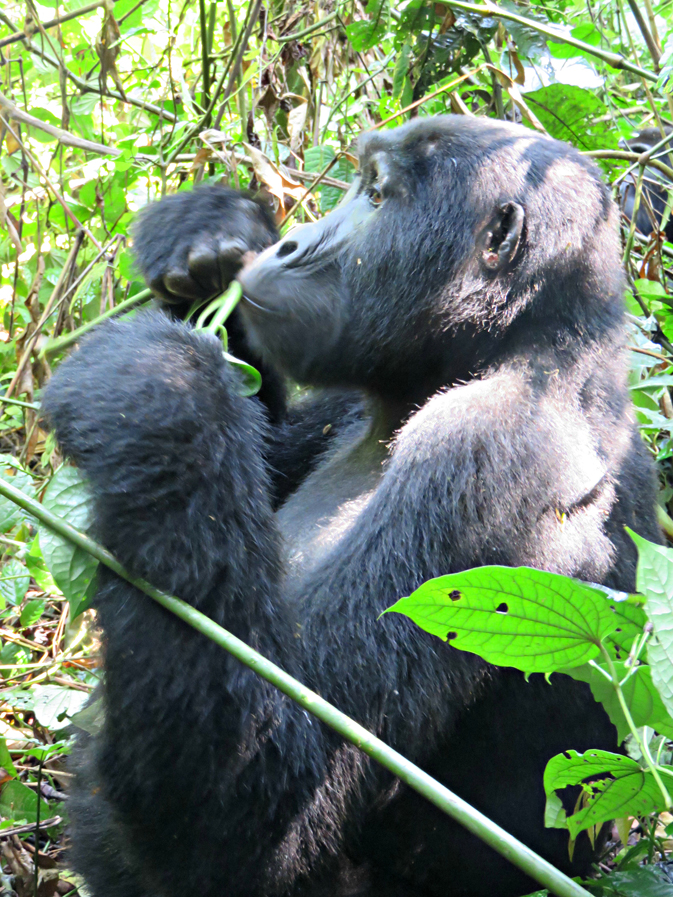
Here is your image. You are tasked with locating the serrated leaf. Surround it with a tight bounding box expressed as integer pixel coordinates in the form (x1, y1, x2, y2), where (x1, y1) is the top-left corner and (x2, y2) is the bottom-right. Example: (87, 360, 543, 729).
(628, 531, 673, 719)
(544, 749, 668, 838)
(39, 467, 98, 612)
(0, 559, 29, 607)
(386, 566, 618, 672)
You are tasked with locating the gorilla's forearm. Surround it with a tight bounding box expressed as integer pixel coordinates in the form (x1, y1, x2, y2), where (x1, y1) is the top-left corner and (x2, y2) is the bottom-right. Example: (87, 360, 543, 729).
(43, 314, 332, 894)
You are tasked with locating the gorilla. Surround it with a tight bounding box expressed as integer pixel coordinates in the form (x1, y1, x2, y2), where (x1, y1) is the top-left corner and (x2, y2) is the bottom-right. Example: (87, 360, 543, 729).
(43, 116, 661, 897)
(620, 126, 673, 242)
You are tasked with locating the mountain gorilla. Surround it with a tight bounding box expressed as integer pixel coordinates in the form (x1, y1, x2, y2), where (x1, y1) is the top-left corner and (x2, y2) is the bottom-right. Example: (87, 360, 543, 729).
(620, 126, 673, 242)
(43, 117, 661, 897)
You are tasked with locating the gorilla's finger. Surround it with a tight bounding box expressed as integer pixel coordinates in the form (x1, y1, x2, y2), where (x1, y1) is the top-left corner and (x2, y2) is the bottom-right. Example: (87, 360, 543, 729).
(217, 238, 247, 286)
(164, 268, 210, 300)
(188, 243, 223, 297)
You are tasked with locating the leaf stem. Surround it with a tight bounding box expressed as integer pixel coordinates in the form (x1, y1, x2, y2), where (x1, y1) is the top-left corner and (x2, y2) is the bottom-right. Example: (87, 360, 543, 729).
(599, 643, 671, 808)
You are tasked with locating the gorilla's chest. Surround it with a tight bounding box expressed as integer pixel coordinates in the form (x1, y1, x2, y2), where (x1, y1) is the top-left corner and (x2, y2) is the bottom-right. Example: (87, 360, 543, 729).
(277, 423, 388, 583)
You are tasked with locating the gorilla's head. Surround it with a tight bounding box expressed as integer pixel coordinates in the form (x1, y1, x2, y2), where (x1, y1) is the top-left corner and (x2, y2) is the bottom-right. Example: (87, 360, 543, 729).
(239, 117, 624, 399)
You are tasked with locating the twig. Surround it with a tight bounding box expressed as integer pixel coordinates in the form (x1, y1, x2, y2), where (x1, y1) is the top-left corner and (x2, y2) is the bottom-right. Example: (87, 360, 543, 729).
(279, 154, 341, 227)
(4, 231, 85, 401)
(584, 149, 673, 180)
(0, 818, 62, 839)
(0, 92, 117, 157)
(214, 0, 264, 128)
(0, 0, 119, 50)
(444, 1, 657, 82)
(0, 118, 101, 248)
(625, 0, 661, 66)
(41, 288, 152, 357)
(630, 345, 671, 363)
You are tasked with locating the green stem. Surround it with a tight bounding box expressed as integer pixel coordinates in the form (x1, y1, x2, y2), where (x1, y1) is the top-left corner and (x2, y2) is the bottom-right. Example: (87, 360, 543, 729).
(41, 289, 152, 357)
(599, 644, 671, 808)
(0, 476, 593, 897)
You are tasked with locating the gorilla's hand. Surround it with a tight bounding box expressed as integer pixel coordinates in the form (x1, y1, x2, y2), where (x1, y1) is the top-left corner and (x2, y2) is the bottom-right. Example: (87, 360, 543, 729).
(132, 186, 279, 306)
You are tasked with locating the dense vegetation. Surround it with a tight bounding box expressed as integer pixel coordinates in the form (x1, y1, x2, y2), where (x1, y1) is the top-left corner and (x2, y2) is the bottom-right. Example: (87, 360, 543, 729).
(3, 0, 673, 894)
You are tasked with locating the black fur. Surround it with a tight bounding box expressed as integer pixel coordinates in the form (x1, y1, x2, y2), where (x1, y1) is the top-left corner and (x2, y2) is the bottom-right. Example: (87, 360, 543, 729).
(43, 116, 661, 897)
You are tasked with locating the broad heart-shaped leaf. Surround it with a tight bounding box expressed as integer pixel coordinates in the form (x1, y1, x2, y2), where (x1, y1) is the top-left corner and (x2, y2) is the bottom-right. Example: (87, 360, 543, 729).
(566, 662, 673, 742)
(628, 530, 673, 720)
(39, 467, 98, 613)
(386, 566, 619, 672)
(544, 750, 670, 838)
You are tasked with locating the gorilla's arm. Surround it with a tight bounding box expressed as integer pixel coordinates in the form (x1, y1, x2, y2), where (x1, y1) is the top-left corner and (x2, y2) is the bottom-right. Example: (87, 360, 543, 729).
(42, 314, 329, 897)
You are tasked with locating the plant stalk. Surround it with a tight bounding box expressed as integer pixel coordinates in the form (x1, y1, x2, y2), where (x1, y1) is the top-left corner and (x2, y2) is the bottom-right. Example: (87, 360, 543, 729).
(0, 476, 594, 897)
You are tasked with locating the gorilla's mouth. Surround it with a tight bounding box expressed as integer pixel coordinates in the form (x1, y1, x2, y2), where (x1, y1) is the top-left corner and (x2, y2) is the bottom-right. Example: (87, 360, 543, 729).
(240, 292, 280, 315)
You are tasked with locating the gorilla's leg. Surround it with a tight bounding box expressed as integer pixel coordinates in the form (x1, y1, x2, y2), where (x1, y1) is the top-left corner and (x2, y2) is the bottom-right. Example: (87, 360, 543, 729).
(68, 736, 151, 897)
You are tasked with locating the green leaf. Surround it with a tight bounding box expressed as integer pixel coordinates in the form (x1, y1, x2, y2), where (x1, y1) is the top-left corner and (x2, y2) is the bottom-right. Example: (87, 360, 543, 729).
(628, 531, 673, 720)
(392, 40, 412, 100)
(20, 600, 45, 628)
(386, 566, 618, 672)
(0, 462, 34, 533)
(30, 685, 89, 730)
(223, 352, 262, 397)
(0, 736, 17, 776)
(0, 779, 50, 825)
(523, 84, 619, 151)
(544, 749, 668, 838)
(0, 559, 30, 607)
(39, 467, 98, 612)
(594, 867, 673, 897)
(567, 662, 673, 742)
(25, 537, 58, 594)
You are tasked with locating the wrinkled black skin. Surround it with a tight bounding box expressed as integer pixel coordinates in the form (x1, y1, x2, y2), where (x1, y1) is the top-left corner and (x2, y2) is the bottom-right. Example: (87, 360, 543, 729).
(44, 117, 662, 897)
(619, 127, 673, 242)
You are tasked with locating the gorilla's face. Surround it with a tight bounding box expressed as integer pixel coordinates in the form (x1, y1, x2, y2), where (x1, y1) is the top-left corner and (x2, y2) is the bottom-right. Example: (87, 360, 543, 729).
(238, 117, 616, 398)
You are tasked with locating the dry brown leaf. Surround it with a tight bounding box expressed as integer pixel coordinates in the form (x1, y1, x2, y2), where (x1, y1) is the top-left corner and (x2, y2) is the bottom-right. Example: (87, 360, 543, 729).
(0, 182, 22, 253)
(242, 143, 306, 204)
(288, 100, 309, 152)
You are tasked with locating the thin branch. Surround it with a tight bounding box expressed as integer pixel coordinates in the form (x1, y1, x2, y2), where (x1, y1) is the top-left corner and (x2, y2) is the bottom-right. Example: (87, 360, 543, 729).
(0, 116, 102, 248)
(214, 0, 264, 128)
(0, 476, 596, 897)
(4, 231, 85, 401)
(0, 91, 117, 156)
(0, 0, 119, 50)
(583, 149, 673, 180)
(445, 1, 657, 82)
(625, 0, 661, 66)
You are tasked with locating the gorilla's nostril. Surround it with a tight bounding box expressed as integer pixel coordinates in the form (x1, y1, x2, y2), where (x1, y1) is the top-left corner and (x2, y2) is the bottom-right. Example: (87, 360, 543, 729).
(277, 241, 298, 259)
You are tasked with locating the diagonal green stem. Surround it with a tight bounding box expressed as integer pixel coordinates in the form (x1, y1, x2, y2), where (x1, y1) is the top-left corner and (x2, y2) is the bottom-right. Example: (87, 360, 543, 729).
(0, 476, 593, 897)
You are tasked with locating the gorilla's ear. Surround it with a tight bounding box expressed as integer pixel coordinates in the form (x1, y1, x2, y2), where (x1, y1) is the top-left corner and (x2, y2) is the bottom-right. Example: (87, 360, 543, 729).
(478, 202, 525, 272)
